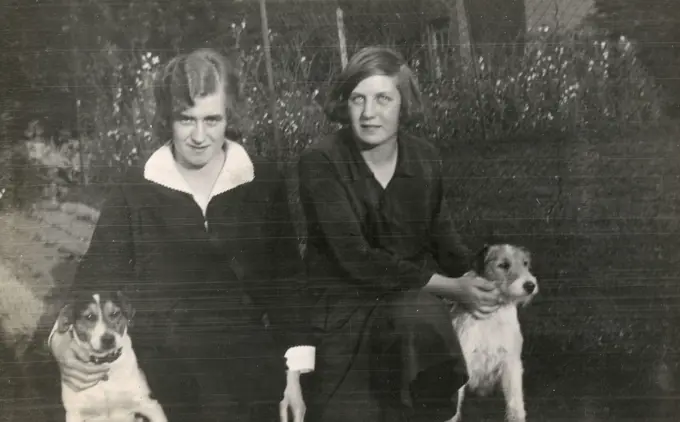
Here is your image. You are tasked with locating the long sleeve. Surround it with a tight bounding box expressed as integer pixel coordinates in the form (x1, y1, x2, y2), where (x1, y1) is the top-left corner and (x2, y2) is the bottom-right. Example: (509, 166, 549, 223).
(245, 166, 315, 373)
(70, 185, 136, 296)
(46, 185, 136, 346)
(428, 158, 472, 278)
(298, 150, 435, 295)
(23, 185, 137, 411)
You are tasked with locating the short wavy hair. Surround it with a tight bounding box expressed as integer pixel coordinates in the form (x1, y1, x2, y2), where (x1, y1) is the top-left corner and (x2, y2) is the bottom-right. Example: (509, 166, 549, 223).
(152, 48, 243, 143)
(324, 46, 424, 125)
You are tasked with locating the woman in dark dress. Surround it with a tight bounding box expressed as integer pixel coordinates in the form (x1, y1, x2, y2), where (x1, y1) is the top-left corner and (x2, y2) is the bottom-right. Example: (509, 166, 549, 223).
(297, 46, 502, 422)
(44, 48, 313, 422)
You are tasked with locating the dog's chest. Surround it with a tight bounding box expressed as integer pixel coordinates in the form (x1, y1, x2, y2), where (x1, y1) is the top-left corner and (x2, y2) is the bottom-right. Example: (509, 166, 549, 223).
(452, 306, 523, 393)
(63, 352, 151, 419)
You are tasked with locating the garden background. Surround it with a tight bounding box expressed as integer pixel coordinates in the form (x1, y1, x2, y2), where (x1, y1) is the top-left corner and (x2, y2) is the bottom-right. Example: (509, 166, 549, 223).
(1, 0, 679, 420)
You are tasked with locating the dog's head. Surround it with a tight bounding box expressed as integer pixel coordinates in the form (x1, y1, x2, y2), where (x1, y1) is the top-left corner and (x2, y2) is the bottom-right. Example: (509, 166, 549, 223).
(56, 291, 135, 362)
(473, 244, 538, 306)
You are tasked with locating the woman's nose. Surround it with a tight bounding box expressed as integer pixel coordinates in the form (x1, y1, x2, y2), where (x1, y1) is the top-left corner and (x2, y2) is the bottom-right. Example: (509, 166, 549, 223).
(191, 122, 206, 142)
(361, 99, 376, 119)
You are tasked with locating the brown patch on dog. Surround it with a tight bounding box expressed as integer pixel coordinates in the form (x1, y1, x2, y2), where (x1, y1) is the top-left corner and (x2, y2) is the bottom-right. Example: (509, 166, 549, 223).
(475, 244, 536, 305)
(115, 291, 135, 325)
(73, 301, 99, 344)
(65, 291, 134, 344)
(101, 298, 127, 336)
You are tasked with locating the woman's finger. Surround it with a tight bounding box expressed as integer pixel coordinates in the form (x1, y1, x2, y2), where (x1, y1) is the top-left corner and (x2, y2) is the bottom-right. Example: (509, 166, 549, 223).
(478, 304, 500, 314)
(61, 367, 94, 385)
(69, 342, 94, 364)
(471, 310, 492, 320)
(475, 290, 499, 306)
(279, 400, 289, 422)
(62, 375, 98, 392)
(472, 277, 498, 292)
(62, 362, 107, 385)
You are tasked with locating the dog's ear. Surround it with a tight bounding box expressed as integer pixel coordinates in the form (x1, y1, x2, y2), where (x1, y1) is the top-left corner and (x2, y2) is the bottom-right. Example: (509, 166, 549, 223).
(116, 291, 136, 322)
(472, 244, 491, 276)
(519, 245, 532, 264)
(56, 304, 74, 333)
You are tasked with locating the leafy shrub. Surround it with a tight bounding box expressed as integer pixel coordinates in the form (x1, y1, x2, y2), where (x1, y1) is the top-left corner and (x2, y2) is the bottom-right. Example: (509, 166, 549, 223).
(411, 24, 663, 148)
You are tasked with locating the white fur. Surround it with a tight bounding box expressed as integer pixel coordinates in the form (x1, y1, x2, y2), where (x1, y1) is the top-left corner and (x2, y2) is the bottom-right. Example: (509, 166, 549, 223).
(446, 244, 538, 422)
(89, 294, 107, 352)
(62, 333, 166, 422)
(61, 294, 167, 422)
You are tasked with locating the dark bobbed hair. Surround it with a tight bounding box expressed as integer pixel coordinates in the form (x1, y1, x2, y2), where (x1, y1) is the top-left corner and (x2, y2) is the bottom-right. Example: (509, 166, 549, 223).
(152, 48, 243, 143)
(324, 46, 424, 125)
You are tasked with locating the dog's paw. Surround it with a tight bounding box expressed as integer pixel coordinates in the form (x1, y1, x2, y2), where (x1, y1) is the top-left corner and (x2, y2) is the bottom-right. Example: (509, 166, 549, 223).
(444, 413, 462, 422)
(506, 407, 526, 422)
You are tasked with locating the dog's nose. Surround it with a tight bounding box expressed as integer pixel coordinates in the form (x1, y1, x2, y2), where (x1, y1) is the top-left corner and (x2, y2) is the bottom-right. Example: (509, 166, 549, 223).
(523, 281, 536, 294)
(101, 333, 116, 349)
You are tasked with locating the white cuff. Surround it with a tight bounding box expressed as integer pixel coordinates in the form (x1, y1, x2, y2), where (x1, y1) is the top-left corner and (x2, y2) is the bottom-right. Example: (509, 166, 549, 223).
(284, 346, 316, 373)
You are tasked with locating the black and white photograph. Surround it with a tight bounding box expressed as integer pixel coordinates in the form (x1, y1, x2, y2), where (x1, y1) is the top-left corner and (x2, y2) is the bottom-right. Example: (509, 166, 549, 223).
(0, 0, 678, 421)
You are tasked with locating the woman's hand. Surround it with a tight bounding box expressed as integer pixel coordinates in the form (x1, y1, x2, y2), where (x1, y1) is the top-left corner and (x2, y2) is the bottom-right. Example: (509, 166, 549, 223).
(424, 273, 501, 319)
(452, 272, 501, 319)
(279, 370, 306, 422)
(50, 330, 110, 391)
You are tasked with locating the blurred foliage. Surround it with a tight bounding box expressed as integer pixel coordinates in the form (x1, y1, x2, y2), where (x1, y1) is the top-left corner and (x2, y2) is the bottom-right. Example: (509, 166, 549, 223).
(0, 0, 676, 359)
(591, 0, 680, 114)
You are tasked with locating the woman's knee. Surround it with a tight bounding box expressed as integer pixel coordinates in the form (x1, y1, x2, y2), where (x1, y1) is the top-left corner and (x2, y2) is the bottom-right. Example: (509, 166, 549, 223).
(386, 289, 450, 327)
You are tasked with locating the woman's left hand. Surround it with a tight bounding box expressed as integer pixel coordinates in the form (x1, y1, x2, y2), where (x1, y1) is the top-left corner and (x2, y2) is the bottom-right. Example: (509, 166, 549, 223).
(280, 370, 306, 422)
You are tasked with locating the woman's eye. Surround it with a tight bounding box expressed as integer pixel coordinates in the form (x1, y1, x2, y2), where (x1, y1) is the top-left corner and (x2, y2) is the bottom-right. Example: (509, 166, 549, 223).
(499, 262, 510, 270)
(349, 96, 364, 105)
(376, 94, 391, 104)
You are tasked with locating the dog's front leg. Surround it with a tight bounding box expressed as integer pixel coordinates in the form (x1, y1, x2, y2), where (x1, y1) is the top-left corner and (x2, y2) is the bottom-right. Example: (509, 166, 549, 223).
(135, 400, 168, 422)
(444, 384, 467, 422)
(64, 410, 81, 422)
(501, 359, 526, 422)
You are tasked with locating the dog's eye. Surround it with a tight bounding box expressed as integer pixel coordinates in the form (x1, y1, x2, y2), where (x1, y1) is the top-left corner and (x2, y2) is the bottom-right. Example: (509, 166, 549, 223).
(523, 261, 529, 267)
(498, 261, 510, 271)
(111, 310, 121, 318)
(85, 313, 96, 321)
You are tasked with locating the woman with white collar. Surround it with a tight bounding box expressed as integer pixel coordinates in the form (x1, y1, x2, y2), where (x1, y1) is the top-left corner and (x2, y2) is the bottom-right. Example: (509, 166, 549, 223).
(46, 48, 314, 422)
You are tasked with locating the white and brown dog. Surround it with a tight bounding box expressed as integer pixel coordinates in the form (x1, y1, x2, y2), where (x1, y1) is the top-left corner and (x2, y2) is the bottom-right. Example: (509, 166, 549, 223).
(447, 244, 538, 422)
(55, 291, 167, 422)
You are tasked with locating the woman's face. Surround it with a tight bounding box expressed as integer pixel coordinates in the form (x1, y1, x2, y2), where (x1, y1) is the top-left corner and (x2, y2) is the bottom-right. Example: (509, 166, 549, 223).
(347, 74, 402, 147)
(171, 90, 227, 170)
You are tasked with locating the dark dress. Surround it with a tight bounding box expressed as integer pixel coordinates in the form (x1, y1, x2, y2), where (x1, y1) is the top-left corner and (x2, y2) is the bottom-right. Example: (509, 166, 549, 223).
(297, 128, 472, 422)
(33, 144, 313, 422)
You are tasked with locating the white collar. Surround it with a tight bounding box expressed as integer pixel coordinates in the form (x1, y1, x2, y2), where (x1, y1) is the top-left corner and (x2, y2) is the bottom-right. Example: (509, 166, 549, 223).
(143, 140, 255, 198)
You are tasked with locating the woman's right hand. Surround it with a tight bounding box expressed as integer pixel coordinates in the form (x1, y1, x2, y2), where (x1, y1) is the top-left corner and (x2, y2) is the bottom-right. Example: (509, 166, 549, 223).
(50, 330, 110, 391)
(425, 273, 501, 319)
(451, 273, 501, 319)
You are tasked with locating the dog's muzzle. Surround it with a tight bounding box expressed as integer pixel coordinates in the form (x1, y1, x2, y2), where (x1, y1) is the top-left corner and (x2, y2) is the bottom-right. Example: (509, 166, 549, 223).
(89, 348, 123, 365)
